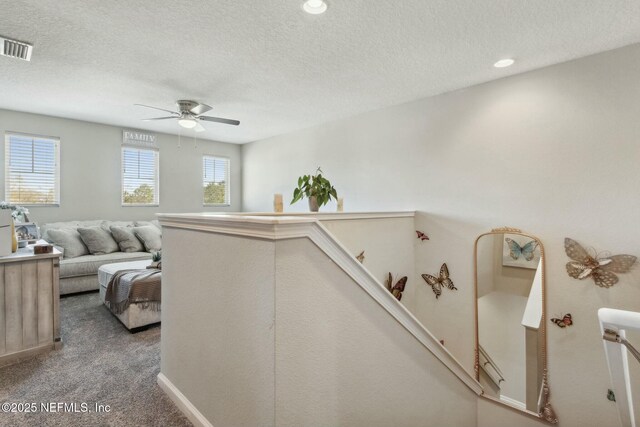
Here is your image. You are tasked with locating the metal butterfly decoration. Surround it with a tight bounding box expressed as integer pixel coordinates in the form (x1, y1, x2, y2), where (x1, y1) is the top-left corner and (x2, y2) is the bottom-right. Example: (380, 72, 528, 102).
(421, 263, 456, 299)
(550, 313, 573, 328)
(355, 251, 365, 263)
(416, 230, 429, 241)
(385, 272, 407, 301)
(505, 237, 538, 261)
(564, 238, 636, 288)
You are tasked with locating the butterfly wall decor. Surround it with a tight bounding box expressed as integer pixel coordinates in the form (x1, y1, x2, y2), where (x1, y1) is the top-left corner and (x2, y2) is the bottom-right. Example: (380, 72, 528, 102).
(505, 238, 538, 261)
(355, 251, 365, 263)
(502, 234, 541, 269)
(550, 314, 573, 328)
(385, 272, 407, 301)
(416, 230, 429, 241)
(564, 238, 636, 288)
(421, 263, 457, 299)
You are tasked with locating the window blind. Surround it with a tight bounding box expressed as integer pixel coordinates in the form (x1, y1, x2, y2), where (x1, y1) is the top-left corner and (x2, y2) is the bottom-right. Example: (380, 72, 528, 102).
(4, 133, 60, 205)
(122, 147, 159, 205)
(203, 156, 230, 205)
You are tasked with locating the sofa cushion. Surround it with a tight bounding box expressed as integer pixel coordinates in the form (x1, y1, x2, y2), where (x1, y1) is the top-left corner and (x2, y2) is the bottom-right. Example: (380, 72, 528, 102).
(110, 226, 145, 252)
(60, 251, 153, 278)
(77, 226, 119, 255)
(47, 228, 90, 259)
(40, 221, 80, 242)
(134, 220, 161, 229)
(133, 225, 162, 252)
(102, 220, 135, 230)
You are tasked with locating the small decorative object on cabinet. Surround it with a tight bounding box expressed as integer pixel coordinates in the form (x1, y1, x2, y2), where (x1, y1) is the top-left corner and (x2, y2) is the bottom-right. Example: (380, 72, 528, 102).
(0, 240, 62, 367)
(355, 251, 365, 263)
(290, 167, 338, 212)
(564, 237, 636, 288)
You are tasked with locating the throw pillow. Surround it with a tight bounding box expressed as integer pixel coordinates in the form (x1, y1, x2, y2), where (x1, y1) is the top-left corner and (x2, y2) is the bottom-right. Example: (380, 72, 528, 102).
(77, 227, 120, 255)
(110, 226, 145, 253)
(46, 229, 90, 259)
(134, 220, 161, 229)
(133, 225, 162, 252)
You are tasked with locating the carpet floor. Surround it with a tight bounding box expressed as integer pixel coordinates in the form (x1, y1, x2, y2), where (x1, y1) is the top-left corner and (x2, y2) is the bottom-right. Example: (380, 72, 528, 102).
(0, 292, 192, 427)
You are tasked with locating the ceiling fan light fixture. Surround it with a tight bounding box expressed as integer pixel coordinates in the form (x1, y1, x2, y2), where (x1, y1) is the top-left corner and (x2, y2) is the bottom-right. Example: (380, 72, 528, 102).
(178, 118, 197, 129)
(303, 0, 327, 15)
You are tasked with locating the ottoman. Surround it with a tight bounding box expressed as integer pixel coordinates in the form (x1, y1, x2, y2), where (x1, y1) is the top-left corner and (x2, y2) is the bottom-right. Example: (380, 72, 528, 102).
(98, 260, 161, 330)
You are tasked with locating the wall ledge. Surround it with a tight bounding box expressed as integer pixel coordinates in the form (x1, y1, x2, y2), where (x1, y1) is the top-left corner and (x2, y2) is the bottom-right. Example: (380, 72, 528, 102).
(157, 212, 482, 395)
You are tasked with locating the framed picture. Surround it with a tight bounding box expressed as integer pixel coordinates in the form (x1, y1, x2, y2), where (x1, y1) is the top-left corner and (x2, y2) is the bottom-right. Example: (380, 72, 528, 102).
(15, 222, 40, 242)
(502, 234, 541, 269)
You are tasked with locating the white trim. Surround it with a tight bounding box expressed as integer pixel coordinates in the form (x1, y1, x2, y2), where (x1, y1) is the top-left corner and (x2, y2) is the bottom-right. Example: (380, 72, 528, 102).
(157, 373, 214, 427)
(158, 211, 414, 222)
(500, 394, 527, 411)
(157, 213, 482, 395)
(236, 211, 415, 220)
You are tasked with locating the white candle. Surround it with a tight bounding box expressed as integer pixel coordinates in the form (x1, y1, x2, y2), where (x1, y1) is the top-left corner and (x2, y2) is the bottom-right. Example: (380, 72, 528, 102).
(337, 197, 344, 212)
(274, 194, 283, 213)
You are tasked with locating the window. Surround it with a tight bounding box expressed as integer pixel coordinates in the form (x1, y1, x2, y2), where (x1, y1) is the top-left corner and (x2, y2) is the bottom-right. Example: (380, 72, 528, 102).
(122, 147, 159, 205)
(203, 156, 230, 205)
(4, 133, 60, 205)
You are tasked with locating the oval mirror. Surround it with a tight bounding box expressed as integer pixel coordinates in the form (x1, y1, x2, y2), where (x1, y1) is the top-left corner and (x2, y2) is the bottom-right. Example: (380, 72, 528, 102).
(474, 227, 557, 424)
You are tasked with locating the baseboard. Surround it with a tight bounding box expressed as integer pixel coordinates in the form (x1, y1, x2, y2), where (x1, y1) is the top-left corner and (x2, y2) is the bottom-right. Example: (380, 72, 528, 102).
(157, 372, 214, 427)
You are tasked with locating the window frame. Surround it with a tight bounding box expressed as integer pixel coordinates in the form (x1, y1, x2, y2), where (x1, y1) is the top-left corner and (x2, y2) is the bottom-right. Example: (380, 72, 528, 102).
(4, 132, 61, 207)
(202, 155, 230, 207)
(121, 146, 160, 207)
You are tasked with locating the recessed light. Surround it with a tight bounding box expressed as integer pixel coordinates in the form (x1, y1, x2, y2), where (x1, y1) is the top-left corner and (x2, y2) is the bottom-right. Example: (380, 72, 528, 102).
(303, 0, 327, 15)
(494, 59, 515, 68)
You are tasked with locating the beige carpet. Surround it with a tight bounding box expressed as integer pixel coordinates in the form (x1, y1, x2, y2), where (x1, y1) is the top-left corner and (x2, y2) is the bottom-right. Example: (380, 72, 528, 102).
(0, 292, 192, 427)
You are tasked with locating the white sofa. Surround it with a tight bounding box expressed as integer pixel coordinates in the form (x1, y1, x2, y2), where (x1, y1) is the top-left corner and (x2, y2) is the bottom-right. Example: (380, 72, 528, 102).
(41, 220, 159, 295)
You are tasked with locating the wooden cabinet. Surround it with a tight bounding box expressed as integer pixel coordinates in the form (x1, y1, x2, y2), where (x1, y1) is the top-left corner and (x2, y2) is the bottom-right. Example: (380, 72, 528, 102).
(0, 244, 62, 366)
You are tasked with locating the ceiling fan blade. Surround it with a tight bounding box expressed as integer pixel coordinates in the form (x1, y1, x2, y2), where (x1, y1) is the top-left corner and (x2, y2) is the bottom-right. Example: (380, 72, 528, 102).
(190, 103, 213, 116)
(142, 116, 179, 121)
(194, 122, 206, 133)
(198, 116, 240, 126)
(134, 104, 180, 115)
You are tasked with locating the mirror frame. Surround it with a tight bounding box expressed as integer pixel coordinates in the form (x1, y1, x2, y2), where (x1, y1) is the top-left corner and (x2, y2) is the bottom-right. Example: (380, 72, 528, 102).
(473, 227, 558, 424)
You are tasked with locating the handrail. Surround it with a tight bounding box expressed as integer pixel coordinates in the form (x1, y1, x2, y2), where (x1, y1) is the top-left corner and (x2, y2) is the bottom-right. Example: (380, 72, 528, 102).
(479, 345, 505, 387)
(603, 329, 640, 365)
(157, 213, 483, 395)
(598, 308, 640, 427)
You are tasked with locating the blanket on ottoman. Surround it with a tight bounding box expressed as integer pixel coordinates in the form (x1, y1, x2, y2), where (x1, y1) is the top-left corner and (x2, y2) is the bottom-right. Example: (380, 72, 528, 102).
(105, 269, 162, 314)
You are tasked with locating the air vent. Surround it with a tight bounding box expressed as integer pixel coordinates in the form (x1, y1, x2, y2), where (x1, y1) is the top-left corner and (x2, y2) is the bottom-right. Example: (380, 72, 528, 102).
(0, 36, 33, 61)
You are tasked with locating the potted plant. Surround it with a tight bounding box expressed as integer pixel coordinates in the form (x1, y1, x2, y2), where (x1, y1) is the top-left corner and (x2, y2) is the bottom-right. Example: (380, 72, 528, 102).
(291, 167, 338, 212)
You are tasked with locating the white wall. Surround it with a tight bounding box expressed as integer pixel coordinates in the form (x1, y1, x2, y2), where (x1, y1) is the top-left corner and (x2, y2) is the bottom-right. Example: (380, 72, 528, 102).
(275, 238, 477, 427)
(160, 227, 276, 427)
(320, 217, 417, 312)
(242, 43, 640, 426)
(0, 109, 242, 223)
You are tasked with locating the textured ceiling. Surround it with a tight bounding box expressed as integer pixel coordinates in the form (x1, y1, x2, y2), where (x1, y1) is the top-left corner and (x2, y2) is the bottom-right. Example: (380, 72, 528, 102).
(1, 1, 640, 144)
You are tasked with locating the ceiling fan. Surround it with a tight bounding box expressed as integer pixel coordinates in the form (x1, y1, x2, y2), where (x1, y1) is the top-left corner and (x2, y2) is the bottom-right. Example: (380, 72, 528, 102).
(135, 100, 240, 132)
